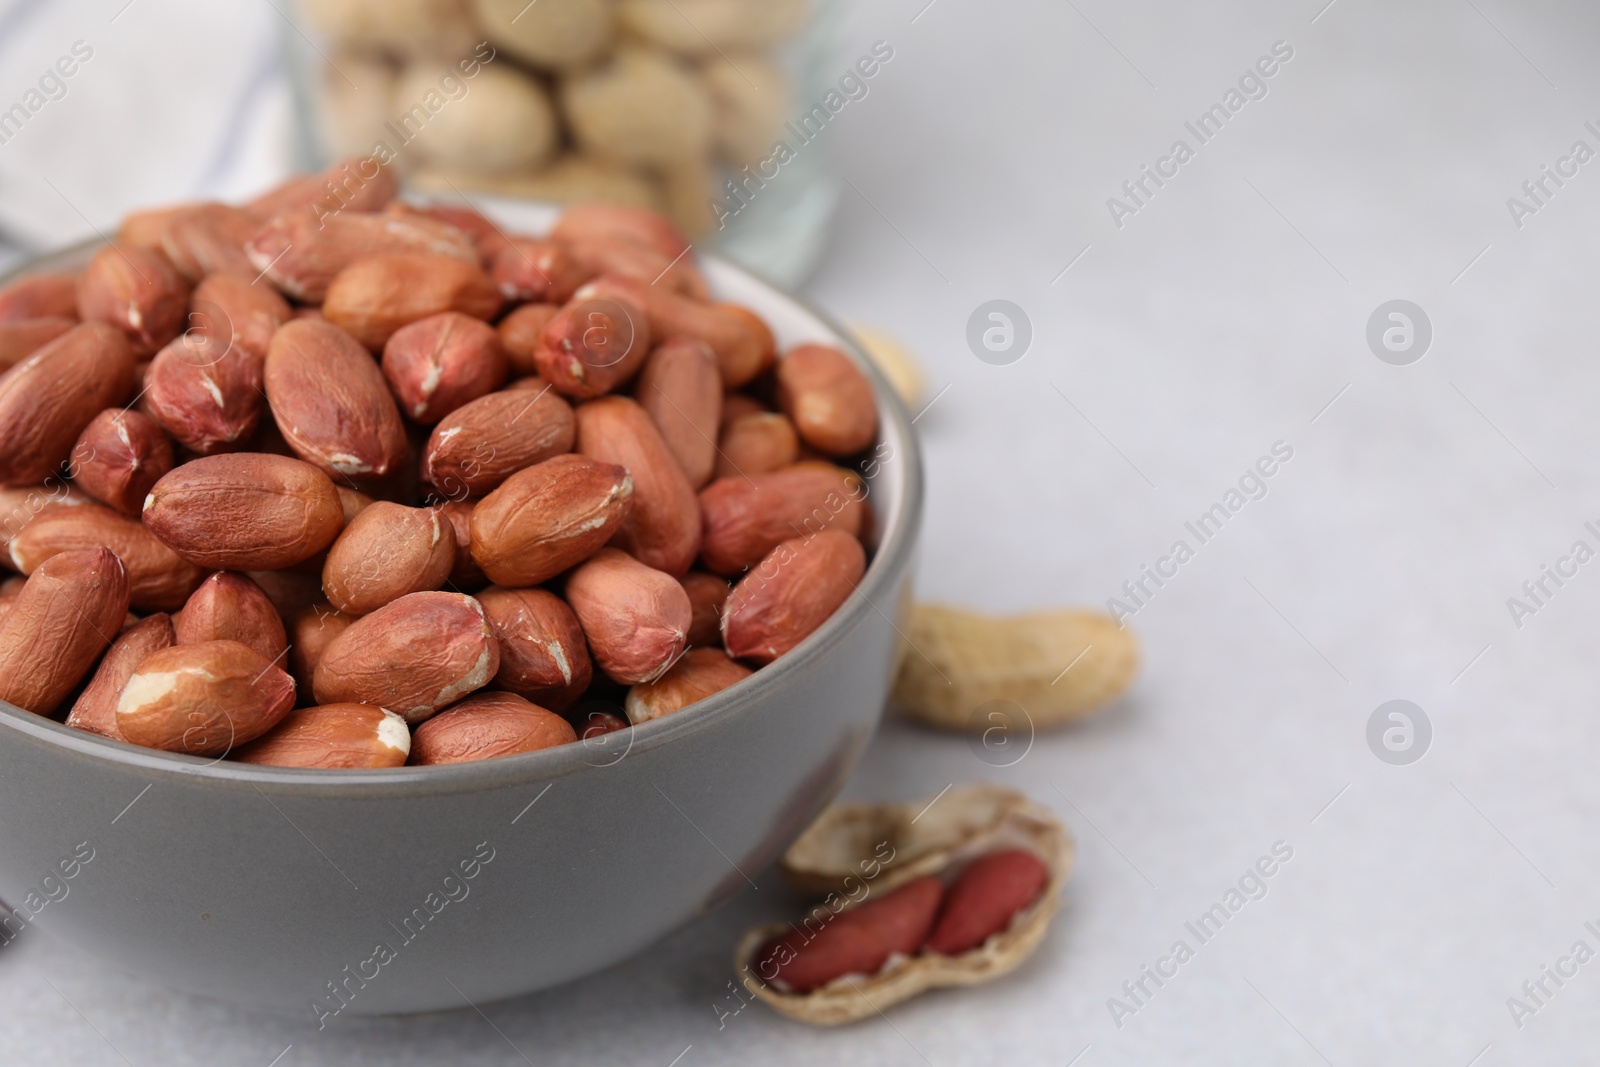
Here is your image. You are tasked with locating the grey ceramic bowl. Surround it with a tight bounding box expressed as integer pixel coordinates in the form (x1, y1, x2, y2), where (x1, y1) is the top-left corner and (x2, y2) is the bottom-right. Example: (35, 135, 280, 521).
(0, 224, 922, 1016)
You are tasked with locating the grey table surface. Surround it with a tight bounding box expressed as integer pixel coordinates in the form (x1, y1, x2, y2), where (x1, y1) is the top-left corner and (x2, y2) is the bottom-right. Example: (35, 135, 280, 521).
(5, 0, 1600, 1063)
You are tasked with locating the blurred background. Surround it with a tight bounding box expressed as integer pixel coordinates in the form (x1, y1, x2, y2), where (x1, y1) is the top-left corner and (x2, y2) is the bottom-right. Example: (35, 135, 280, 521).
(6, 0, 1600, 1063)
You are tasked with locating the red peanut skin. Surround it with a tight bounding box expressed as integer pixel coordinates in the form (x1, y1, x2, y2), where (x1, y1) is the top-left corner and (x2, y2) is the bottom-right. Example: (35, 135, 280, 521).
(322, 252, 502, 351)
(573, 707, 628, 739)
(575, 276, 773, 388)
(478, 586, 592, 711)
(490, 238, 594, 305)
(248, 568, 325, 622)
(422, 378, 577, 499)
(65, 612, 175, 740)
(68, 408, 175, 514)
(722, 531, 865, 665)
(552, 202, 691, 264)
(232, 703, 409, 769)
(160, 202, 258, 281)
(438, 499, 487, 590)
(9, 501, 205, 613)
(924, 849, 1050, 956)
(575, 396, 701, 577)
(716, 412, 798, 480)
(382, 311, 508, 424)
(775, 344, 879, 458)
(697, 464, 865, 577)
(265, 318, 410, 480)
(560, 234, 708, 300)
(142, 453, 346, 572)
(337, 486, 375, 524)
(755, 876, 944, 993)
(534, 292, 653, 399)
(192, 270, 292, 364)
(0, 322, 136, 487)
(470, 455, 635, 588)
(312, 591, 500, 723)
(116, 639, 297, 755)
(118, 205, 184, 251)
(0, 317, 75, 373)
(636, 338, 721, 488)
(0, 547, 131, 716)
(75, 244, 191, 357)
(713, 305, 778, 387)
(409, 691, 577, 765)
(565, 548, 690, 685)
(624, 646, 751, 723)
(145, 332, 265, 455)
(679, 571, 730, 647)
(245, 210, 478, 304)
(243, 156, 397, 224)
(288, 602, 357, 698)
(322, 502, 457, 616)
(0, 483, 96, 543)
(386, 200, 513, 262)
(497, 303, 560, 377)
(719, 394, 768, 426)
(0, 273, 79, 324)
(174, 572, 289, 664)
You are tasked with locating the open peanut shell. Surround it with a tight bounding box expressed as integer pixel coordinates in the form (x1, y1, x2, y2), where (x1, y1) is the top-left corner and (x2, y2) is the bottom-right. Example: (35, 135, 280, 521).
(735, 783, 1072, 1026)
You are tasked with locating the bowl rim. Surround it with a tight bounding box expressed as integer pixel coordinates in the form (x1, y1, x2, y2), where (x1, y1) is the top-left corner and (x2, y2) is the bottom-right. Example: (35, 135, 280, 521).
(0, 238, 925, 796)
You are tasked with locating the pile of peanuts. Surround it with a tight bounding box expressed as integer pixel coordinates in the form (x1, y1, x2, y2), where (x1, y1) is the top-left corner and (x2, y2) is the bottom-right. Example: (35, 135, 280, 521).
(299, 0, 807, 234)
(0, 156, 881, 769)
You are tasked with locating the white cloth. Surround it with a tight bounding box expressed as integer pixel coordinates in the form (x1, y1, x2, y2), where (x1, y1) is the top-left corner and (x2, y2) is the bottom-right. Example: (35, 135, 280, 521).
(0, 0, 293, 264)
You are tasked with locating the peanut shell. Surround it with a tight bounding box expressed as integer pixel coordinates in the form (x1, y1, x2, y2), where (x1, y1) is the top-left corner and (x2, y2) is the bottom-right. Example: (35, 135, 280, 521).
(892, 605, 1139, 731)
(737, 784, 1072, 1026)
